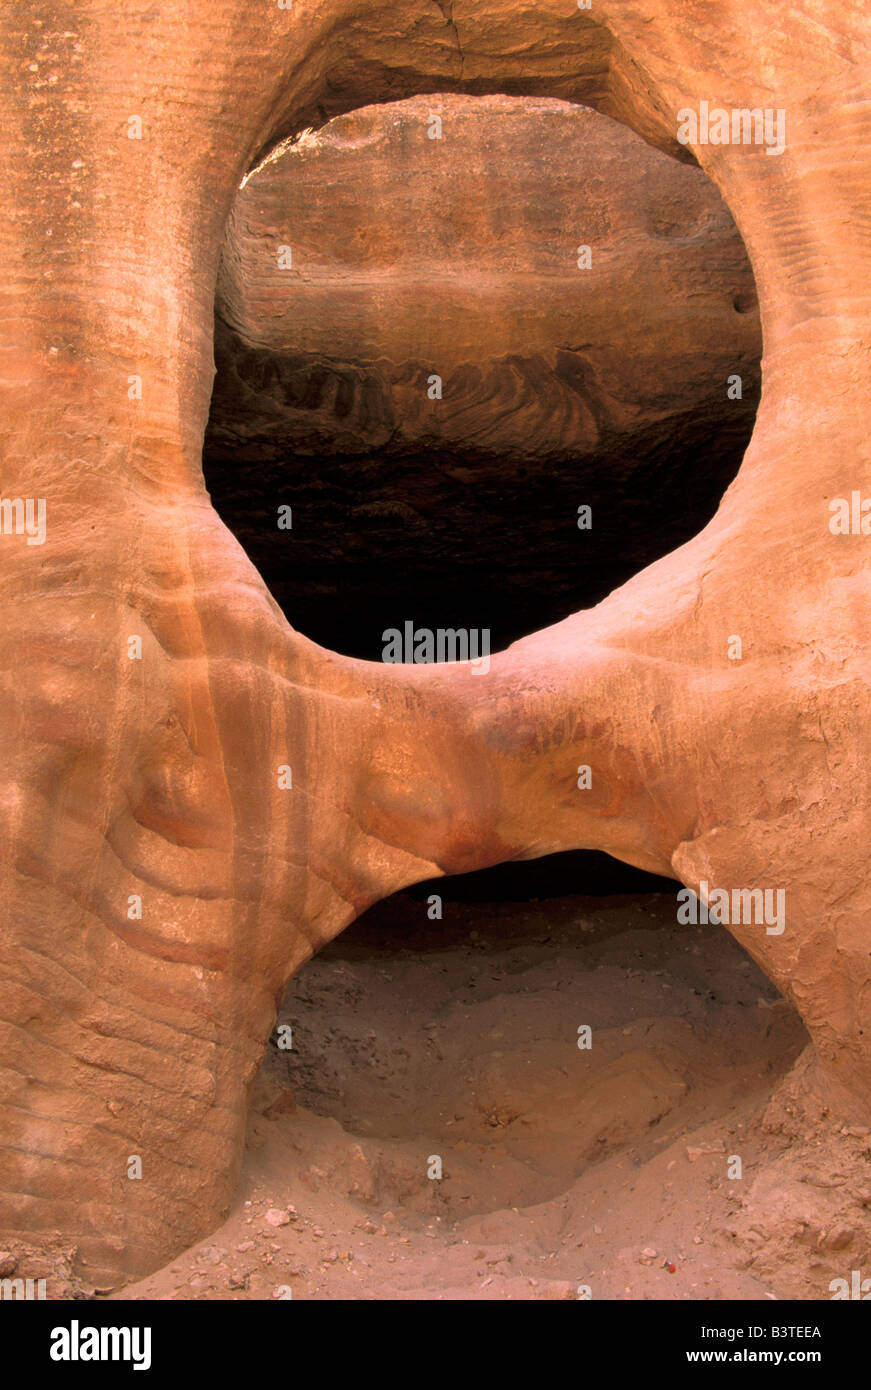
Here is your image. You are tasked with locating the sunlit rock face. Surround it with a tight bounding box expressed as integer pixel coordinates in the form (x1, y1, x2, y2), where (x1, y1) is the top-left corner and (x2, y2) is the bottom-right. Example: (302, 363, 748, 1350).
(206, 95, 760, 654)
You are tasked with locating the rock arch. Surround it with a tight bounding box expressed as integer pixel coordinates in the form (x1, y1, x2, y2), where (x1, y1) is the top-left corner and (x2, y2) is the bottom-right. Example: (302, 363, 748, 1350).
(0, 0, 868, 1287)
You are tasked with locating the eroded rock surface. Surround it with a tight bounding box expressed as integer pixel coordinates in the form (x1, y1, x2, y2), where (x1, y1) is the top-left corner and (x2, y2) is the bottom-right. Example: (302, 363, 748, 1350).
(211, 95, 759, 462)
(0, 0, 868, 1289)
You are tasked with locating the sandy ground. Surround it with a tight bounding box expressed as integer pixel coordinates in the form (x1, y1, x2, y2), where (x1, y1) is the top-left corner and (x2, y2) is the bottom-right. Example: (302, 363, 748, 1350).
(114, 890, 871, 1302)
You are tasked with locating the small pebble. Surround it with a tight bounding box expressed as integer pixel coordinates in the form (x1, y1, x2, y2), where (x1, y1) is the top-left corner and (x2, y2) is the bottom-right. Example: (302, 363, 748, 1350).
(264, 1209, 291, 1228)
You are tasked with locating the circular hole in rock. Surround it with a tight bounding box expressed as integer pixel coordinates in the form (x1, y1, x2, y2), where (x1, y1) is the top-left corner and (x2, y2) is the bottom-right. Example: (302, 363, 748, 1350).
(204, 94, 762, 664)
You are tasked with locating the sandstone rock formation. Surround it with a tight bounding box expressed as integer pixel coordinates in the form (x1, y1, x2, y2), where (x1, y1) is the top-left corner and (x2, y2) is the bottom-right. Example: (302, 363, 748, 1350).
(0, 0, 868, 1291)
(211, 94, 759, 462)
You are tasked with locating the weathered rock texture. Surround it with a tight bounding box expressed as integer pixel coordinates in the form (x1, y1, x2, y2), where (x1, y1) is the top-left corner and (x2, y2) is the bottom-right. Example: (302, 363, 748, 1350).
(0, 0, 869, 1290)
(211, 94, 759, 461)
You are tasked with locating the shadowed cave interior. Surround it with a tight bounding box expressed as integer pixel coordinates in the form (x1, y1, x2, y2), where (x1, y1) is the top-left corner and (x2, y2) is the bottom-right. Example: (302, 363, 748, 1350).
(204, 407, 758, 666)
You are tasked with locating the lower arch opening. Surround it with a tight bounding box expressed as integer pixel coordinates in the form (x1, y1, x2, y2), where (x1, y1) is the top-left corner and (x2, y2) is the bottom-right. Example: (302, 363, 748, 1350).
(242, 862, 807, 1300)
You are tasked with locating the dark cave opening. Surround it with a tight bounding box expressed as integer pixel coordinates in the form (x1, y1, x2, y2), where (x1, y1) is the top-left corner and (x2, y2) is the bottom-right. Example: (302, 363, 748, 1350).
(405, 847, 677, 906)
(203, 391, 759, 663)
